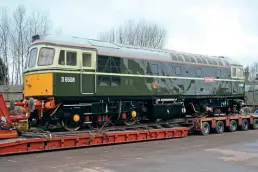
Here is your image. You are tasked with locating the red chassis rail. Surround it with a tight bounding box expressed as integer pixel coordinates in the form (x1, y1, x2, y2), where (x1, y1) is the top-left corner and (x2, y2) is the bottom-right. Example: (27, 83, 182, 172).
(0, 127, 189, 156)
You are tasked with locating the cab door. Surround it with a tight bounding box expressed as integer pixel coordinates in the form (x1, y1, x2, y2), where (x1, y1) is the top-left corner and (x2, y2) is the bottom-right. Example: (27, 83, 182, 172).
(79, 49, 97, 94)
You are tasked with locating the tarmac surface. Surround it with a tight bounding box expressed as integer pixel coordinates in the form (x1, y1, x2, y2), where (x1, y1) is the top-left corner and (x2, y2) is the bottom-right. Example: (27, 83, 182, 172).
(1, 130, 258, 172)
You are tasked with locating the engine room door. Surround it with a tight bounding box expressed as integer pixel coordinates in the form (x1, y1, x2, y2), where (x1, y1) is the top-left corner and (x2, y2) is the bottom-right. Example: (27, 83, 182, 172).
(79, 49, 97, 95)
(254, 90, 258, 105)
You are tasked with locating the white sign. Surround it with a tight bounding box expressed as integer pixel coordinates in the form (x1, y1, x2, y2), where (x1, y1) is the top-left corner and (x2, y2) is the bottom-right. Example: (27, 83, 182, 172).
(61, 77, 75, 83)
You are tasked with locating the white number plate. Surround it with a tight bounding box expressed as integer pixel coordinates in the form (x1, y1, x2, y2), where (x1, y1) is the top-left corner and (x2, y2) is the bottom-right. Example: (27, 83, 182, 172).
(61, 77, 75, 83)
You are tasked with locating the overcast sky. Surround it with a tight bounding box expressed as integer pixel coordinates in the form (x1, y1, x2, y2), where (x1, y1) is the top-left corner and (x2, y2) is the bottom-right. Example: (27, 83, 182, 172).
(1, 0, 258, 66)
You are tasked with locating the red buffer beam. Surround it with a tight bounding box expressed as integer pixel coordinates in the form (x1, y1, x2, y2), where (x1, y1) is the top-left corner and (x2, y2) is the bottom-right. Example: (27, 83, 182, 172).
(0, 127, 189, 156)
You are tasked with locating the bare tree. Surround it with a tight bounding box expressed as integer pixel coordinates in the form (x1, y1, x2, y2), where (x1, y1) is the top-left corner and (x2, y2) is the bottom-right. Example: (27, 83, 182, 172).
(99, 19, 167, 49)
(2, 5, 52, 85)
(24, 8, 51, 72)
(0, 58, 8, 85)
(0, 8, 10, 84)
(10, 5, 29, 84)
(243, 62, 258, 81)
(248, 62, 258, 81)
(28, 9, 51, 36)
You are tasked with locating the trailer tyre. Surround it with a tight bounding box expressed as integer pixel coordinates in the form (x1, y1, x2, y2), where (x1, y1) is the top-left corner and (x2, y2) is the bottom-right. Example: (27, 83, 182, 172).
(251, 119, 258, 129)
(229, 120, 237, 132)
(215, 121, 224, 134)
(241, 119, 249, 131)
(200, 122, 210, 136)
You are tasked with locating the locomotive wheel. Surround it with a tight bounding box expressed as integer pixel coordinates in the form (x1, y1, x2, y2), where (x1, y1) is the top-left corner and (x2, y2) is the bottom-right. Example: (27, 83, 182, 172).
(200, 122, 210, 136)
(241, 119, 249, 131)
(229, 120, 237, 132)
(251, 119, 258, 129)
(61, 113, 82, 131)
(215, 121, 224, 134)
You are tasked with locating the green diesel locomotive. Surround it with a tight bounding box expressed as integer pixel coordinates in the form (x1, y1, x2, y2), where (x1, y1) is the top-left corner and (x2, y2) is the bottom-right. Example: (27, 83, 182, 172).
(16, 34, 245, 131)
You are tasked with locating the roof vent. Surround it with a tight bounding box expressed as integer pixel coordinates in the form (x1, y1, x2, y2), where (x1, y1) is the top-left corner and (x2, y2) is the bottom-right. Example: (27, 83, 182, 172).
(32, 35, 40, 42)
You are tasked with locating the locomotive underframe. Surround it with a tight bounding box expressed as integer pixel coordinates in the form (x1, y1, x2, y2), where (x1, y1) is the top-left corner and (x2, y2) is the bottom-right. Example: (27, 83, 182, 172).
(19, 95, 245, 131)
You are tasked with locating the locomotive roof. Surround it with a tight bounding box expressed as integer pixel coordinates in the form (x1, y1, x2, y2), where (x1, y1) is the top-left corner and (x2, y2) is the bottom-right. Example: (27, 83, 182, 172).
(32, 34, 243, 67)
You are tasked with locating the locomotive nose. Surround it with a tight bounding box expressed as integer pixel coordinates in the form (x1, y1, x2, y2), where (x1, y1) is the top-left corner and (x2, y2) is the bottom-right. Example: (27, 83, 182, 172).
(23, 73, 53, 97)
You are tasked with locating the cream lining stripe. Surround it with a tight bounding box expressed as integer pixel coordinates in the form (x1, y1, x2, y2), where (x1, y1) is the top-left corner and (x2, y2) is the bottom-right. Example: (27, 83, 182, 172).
(24, 70, 245, 82)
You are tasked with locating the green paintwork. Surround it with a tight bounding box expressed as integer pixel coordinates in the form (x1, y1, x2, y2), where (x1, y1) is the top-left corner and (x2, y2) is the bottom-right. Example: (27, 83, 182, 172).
(50, 55, 245, 100)
(23, 43, 245, 100)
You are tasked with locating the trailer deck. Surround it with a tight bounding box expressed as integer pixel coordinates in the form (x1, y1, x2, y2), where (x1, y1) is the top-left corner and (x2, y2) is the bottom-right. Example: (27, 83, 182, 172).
(1, 113, 258, 156)
(0, 126, 189, 156)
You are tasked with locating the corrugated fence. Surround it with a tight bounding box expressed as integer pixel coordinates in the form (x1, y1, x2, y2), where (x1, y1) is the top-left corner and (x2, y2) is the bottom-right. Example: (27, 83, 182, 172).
(0, 85, 23, 103)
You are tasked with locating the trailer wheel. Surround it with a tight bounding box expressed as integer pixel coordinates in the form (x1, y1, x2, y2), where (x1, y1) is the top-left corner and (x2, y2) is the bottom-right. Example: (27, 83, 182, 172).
(200, 122, 210, 136)
(241, 119, 249, 131)
(229, 120, 237, 132)
(251, 119, 258, 129)
(215, 121, 224, 134)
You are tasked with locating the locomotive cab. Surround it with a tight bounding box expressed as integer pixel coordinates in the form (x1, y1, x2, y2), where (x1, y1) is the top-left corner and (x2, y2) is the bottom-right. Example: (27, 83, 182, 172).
(23, 35, 97, 99)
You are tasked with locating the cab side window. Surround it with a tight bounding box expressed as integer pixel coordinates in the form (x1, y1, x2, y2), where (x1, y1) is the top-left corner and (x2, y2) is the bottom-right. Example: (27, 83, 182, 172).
(231, 67, 244, 78)
(82, 53, 92, 67)
(66, 51, 77, 66)
(232, 68, 237, 77)
(28, 48, 38, 68)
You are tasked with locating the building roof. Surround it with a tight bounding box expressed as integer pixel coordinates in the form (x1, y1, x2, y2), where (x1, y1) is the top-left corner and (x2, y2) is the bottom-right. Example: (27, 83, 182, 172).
(32, 34, 243, 67)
